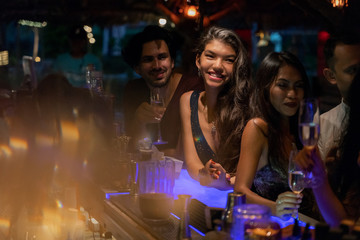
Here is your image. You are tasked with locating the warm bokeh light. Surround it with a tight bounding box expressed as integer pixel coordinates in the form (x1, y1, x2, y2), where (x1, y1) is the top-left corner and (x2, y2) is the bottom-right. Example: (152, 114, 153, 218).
(72, 107, 79, 118)
(60, 121, 79, 142)
(9, 137, 28, 151)
(82, 158, 88, 168)
(83, 25, 92, 33)
(18, 19, 47, 28)
(159, 18, 167, 26)
(0, 218, 11, 229)
(0, 51, 9, 66)
(331, 0, 348, 8)
(0, 144, 12, 158)
(87, 32, 93, 39)
(89, 38, 96, 44)
(34, 56, 41, 62)
(186, 5, 198, 17)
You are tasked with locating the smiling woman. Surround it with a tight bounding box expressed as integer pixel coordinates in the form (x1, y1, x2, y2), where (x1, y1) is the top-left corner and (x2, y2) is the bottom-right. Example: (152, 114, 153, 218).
(196, 39, 236, 88)
(233, 51, 321, 220)
(180, 25, 251, 190)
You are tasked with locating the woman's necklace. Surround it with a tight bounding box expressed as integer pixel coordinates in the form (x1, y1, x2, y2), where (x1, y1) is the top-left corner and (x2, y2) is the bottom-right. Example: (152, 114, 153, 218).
(211, 121, 216, 139)
(202, 93, 217, 138)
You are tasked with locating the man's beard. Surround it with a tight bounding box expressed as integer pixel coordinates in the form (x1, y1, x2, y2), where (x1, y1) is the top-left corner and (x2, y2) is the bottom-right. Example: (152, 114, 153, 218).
(149, 76, 170, 88)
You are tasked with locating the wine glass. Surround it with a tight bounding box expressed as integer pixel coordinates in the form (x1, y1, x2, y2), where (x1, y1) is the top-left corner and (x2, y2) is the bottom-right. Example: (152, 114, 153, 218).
(288, 147, 305, 219)
(298, 98, 320, 147)
(150, 88, 167, 145)
(298, 98, 320, 185)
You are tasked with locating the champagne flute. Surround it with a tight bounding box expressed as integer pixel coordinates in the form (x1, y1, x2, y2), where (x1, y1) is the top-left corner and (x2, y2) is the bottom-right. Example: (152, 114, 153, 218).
(288, 147, 305, 219)
(150, 88, 167, 145)
(298, 98, 320, 185)
(298, 98, 320, 146)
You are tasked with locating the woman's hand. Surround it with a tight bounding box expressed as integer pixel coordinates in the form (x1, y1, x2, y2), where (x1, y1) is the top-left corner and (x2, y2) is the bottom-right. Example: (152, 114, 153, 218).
(295, 146, 327, 189)
(198, 160, 232, 190)
(275, 191, 303, 220)
(295, 146, 315, 172)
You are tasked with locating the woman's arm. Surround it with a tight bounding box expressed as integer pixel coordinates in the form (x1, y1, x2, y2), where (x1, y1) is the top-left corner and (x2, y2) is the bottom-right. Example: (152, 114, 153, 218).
(180, 91, 230, 190)
(313, 180, 347, 226)
(180, 91, 205, 181)
(234, 119, 300, 217)
(234, 119, 276, 208)
(297, 147, 347, 226)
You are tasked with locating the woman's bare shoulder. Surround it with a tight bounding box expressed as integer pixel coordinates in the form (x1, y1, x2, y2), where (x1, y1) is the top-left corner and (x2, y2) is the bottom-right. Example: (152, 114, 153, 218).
(245, 117, 268, 137)
(180, 90, 195, 103)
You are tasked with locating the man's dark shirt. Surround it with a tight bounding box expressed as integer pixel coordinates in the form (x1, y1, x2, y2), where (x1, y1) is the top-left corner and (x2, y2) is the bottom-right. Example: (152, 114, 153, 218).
(123, 72, 204, 151)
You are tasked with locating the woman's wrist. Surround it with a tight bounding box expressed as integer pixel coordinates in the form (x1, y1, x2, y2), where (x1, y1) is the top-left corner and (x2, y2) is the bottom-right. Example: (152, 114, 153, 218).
(311, 175, 328, 190)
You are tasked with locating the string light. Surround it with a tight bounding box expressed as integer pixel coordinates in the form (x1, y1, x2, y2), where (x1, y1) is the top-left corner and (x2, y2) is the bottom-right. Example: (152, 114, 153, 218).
(159, 18, 167, 26)
(330, 0, 348, 8)
(0, 51, 9, 66)
(185, 5, 198, 17)
(18, 19, 47, 28)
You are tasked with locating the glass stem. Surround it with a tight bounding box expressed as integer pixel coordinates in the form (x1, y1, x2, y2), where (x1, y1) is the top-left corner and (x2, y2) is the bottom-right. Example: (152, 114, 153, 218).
(157, 122, 162, 142)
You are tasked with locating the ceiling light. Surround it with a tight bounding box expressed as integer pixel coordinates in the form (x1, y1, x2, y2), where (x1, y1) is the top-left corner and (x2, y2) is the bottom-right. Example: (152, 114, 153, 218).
(185, 5, 198, 17)
(330, 0, 348, 8)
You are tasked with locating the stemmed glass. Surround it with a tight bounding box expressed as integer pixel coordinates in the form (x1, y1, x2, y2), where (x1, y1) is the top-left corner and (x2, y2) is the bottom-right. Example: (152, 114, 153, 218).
(298, 98, 320, 184)
(288, 147, 305, 219)
(298, 98, 320, 147)
(150, 88, 167, 145)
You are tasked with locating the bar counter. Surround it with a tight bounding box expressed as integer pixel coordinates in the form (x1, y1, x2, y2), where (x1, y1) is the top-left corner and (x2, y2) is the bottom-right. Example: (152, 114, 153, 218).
(101, 169, 318, 240)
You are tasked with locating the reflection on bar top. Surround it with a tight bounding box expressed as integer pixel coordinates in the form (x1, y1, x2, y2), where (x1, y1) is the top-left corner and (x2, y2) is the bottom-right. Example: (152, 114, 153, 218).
(173, 169, 232, 208)
(174, 169, 309, 228)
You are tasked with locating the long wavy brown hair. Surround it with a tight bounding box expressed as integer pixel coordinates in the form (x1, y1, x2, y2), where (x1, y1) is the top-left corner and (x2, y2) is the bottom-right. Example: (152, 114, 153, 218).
(194, 26, 252, 173)
(250, 51, 310, 176)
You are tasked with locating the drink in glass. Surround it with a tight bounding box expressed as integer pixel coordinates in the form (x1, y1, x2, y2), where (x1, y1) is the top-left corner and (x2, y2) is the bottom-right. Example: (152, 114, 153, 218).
(150, 88, 167, 145)
(298, 98, 320, 147)
(288, 170, 305, 194)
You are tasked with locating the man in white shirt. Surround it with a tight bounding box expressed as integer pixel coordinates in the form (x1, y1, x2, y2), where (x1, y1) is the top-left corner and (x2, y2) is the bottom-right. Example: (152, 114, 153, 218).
(318, 32, 360, 160)
(54, 26, 102, 88)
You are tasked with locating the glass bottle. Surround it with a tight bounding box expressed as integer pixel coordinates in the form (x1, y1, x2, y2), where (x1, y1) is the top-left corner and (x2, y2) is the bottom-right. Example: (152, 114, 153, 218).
(221, 191, 246, 233)
(231, 204, 281, 240)
(290, 218, 301, 240)
(178, 194, 192, 240)
(301, 223, 311, 240)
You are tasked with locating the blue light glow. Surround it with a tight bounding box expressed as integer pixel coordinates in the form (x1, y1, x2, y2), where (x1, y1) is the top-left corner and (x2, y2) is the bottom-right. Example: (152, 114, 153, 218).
(170, 213, 205, 236)
(106, 192, 129, 199)
(173, 169, 313, 229)
(190, 225, 205, 236)
(173, 169, 232, 208)
(170, 213, 180, 219)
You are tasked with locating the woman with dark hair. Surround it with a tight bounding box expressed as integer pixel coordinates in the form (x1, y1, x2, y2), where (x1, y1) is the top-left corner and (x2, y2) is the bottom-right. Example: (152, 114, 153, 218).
(296, 70, 360, 226)
(234, 51, 310, 218)
(180, 26, 251, 190)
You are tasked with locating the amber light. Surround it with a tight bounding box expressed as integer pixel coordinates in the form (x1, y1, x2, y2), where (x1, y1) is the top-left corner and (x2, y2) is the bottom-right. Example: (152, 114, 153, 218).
(185, 5, 198, 17)
(330, 0, 348, 8)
